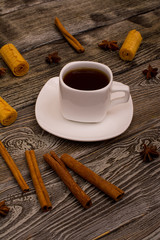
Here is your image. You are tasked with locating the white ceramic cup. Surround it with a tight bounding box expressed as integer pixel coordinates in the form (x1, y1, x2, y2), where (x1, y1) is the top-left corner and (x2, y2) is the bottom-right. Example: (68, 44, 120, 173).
(59, 61, 130, 123)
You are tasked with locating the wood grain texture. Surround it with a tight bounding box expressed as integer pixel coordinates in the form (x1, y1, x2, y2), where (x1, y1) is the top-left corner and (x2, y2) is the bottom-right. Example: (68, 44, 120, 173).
(0, 0, 160, 239)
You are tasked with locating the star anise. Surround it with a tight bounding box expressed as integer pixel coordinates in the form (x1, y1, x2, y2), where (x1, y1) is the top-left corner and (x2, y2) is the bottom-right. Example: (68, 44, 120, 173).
(140, 144, 159, 162)
(143, 65, 158, 80)
(46, 51, 61, 64)
(0, 200, 10, 216)
(0, 67, 6, 77)
(98, 40, 119, 51)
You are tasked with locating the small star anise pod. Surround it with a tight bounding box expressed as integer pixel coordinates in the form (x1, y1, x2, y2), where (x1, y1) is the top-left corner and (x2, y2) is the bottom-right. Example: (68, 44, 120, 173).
(140, 144, 159, 162)
(98, 40, 119, 51)
(0, 67, 6, 77)
(0, 200, 10, 216)
(46, 51, 61, 64)
(143, 65, 158, 80)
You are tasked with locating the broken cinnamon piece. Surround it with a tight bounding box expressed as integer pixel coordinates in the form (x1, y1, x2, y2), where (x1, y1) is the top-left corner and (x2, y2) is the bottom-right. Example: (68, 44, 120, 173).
(54, 17, 85, 53)
(143, 65, 158, 80)
(43, 152, 92, 209)
(0, 200, 10, 216)
(46, 51, 61, 64)
(25, 150, 52, 211)
(0, 140, 29, 192)
(98, 40, 119, 51)
(0, 67, 6, 77)
(60, 154, 124, 201)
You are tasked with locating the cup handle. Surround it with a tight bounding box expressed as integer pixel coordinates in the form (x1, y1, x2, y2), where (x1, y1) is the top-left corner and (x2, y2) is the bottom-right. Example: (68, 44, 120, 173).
(110, 82, 130, 107)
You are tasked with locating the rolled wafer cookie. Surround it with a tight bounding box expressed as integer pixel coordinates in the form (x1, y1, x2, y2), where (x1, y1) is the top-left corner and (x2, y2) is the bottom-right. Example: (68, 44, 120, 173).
(119, 30, 142, 61)
(0, 96, 17, 126)
(0, 43, 29, 76)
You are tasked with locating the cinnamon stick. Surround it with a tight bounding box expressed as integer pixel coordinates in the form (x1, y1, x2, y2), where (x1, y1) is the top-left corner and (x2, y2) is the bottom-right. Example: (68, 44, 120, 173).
(0, 140, 29, 192)
(54, 17, 85, 53)
(25, 150, 52, 211)
(60, 154, 124, 201)
(43, 152, 92, 209)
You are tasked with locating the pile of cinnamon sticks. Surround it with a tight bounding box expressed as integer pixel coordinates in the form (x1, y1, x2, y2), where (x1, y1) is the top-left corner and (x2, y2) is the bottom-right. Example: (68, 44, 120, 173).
(44, 151, 124, 209)
(0, 141, 51, 212)
(0, 140, 124, 212)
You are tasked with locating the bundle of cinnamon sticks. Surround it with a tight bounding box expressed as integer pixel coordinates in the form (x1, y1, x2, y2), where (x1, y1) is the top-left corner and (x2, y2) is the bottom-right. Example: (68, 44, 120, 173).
(44, 151, 124, 209)
(0, 141, 52, 212)
(25, 150, 52, 211)
(44, 151, 92, 209)
(55, 17, 85, 53)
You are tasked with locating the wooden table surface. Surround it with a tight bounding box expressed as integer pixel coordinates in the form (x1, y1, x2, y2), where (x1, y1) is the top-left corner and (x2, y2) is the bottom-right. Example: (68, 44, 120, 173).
(0, 1, 160, 239)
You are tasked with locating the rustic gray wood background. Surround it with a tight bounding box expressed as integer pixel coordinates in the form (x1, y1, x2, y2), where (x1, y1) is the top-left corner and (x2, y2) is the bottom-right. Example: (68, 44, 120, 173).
(0, 0, 160, 239)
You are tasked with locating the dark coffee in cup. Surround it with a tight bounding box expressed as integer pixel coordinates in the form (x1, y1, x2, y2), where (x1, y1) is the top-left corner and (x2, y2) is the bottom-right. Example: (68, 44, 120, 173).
(63, 68, 110, 91)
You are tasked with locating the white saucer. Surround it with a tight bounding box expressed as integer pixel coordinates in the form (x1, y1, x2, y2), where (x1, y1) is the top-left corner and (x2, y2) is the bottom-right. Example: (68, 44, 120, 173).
(35, 77, 133, 142)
